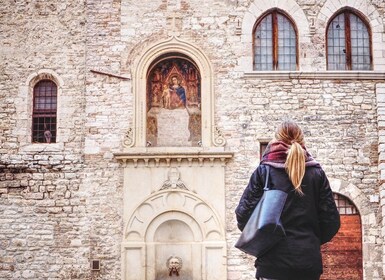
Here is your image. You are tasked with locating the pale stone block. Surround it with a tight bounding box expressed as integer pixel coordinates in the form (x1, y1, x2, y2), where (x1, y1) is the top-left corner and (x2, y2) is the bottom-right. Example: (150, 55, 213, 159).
(248, 1, 266, 16)
(84, 138, 100, 154)
(282, 0, 297, 13)
(241, 12, 256, 38)
(376, 93, 385, 103)
(237, 56, 252, 72)
(121, 28, 136, 36)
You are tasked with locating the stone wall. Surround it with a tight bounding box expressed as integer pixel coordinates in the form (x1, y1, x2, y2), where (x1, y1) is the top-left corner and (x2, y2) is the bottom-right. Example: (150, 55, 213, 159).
(0, 0, 384, 279)
(223, 78, 381, 279)
(0, 0, 89, 279)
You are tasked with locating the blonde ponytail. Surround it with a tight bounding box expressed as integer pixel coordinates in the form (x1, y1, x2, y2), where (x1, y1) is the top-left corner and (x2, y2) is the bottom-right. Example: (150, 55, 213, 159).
(275, 120, 307, 195)
(285, 142, 306, 195)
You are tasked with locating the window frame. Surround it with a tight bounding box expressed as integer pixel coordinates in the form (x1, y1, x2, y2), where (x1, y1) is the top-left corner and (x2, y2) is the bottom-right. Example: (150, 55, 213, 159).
(252, 8, 299, 71)
(326, 8, 373, 71)
(32, 79, 58, 143)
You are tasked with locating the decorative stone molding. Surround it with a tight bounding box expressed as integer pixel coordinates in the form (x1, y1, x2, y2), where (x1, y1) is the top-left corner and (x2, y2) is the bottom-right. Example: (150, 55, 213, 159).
(129, 36, 216, 148)
(26, 69, 64, 87)
(122, 188, 228, 279)
(123, 128, 134, 148)
(114, 149, 233, 167)
(159, 167, 188, 191)
(243, 71, 385, 80)
(124, 189, 224, 241)
(213, 126, 226, 147)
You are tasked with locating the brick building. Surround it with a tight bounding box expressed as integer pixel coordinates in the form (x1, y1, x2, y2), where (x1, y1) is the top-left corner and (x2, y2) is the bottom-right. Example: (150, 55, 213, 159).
(1, 0, 385, 279)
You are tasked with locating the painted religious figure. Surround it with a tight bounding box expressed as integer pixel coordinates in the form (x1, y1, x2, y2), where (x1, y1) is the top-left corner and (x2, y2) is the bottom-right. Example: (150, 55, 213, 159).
(146, 56, 201, 147)
(168, 76, 186, 109)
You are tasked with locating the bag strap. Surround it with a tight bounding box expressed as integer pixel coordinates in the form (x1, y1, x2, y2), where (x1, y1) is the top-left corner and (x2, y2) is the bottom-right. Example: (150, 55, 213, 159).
(263, 165, 270, 191)
(264, 165, 293, 193)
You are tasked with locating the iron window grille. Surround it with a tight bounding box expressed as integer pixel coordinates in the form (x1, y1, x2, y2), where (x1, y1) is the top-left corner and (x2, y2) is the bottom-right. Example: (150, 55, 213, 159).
(32, 80, 57, 143)
(333, 193, 358, 215)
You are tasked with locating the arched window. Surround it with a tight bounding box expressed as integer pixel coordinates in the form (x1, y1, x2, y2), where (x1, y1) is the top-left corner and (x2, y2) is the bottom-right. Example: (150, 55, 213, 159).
(32, 80, 57, 143)
(253, 9, 298, 71)
(327, 9, 372, 70)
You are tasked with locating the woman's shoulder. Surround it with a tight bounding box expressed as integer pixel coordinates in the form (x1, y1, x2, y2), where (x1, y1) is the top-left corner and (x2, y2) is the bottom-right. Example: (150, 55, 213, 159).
(305, 165, 326, 175)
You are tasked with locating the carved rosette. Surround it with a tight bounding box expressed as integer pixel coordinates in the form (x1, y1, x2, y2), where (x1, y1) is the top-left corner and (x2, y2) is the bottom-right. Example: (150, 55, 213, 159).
(213, 126, 226, 147)
(123, 128, 134, 148)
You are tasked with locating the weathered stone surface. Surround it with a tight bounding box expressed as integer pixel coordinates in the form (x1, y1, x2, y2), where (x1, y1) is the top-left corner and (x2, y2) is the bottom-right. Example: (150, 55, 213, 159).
(1, 0, 385, 279)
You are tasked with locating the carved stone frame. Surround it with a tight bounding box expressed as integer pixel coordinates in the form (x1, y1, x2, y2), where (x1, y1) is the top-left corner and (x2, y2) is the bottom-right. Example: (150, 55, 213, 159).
(129, 36, 220, 149)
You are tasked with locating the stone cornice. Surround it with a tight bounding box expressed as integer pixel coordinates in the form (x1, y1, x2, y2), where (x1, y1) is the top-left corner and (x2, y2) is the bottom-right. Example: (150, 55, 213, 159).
(114, 148, 233, 167)
(243, 71, 385, 80)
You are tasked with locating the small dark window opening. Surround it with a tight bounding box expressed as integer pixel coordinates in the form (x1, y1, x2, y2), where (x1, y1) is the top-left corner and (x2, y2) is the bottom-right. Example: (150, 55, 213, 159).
(326, 8, 372, 70)
(32, 80, 57, 143)
(253, 9, 298, 71)
(91, 260, 100, 271)
(333, 193, 358, 215)
(259, 142, 269, 160)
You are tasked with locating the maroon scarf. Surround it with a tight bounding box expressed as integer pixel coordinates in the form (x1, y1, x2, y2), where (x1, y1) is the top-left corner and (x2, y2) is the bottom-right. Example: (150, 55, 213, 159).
(261, 140, 320, 169)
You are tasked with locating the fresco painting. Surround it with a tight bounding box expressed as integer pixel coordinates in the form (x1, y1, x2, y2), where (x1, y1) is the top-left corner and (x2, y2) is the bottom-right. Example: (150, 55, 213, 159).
(146, 57, 201, 147)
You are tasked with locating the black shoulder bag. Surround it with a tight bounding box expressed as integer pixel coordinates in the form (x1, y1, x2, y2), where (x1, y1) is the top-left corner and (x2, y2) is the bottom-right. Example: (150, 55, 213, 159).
(235, 166, 288, 257)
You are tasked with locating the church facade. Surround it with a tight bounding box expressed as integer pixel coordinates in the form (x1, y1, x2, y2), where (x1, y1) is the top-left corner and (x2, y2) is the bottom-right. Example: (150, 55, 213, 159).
(1, 0, 385, 279)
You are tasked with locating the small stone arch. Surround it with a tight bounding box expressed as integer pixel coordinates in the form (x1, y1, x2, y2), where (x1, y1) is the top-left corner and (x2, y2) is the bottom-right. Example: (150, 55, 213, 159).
(329, 178, 368, 216)
(129, 36, 218, 148)
(26, 69, 64, 88)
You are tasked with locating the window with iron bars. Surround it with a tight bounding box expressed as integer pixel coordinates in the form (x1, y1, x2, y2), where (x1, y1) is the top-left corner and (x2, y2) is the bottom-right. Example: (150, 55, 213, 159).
(32, 80, 57, 143)
(333, 193, 358, 215)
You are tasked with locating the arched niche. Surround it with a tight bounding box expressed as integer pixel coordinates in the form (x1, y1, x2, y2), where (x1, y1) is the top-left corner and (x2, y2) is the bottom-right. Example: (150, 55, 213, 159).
(146, 212, 202, 280)
(146, 53, 202, 147)
(122, 189, 226, 280)
(130, 37, 219, 149)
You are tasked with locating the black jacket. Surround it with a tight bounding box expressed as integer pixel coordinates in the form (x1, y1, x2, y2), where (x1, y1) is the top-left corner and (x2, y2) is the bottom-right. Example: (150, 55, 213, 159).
(235, 164, 340, 279)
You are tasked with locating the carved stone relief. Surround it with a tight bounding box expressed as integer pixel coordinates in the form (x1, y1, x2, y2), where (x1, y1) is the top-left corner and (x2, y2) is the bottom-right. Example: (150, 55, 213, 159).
(125, 189, 223, 241)
(159, 167, 188, 191)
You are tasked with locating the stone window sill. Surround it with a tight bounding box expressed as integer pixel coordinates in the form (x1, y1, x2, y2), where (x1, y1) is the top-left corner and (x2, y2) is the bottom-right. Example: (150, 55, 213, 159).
(244, 71, 385, 80)
(19, 143, 64, 153)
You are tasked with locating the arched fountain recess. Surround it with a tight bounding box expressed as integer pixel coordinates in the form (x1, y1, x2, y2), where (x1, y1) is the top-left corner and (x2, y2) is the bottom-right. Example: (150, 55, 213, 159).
(114, 36, 233, 280)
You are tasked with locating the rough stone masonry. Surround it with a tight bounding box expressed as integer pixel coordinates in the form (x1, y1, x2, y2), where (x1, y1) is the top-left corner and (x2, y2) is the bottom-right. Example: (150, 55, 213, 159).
(1, 0, 385, 279)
